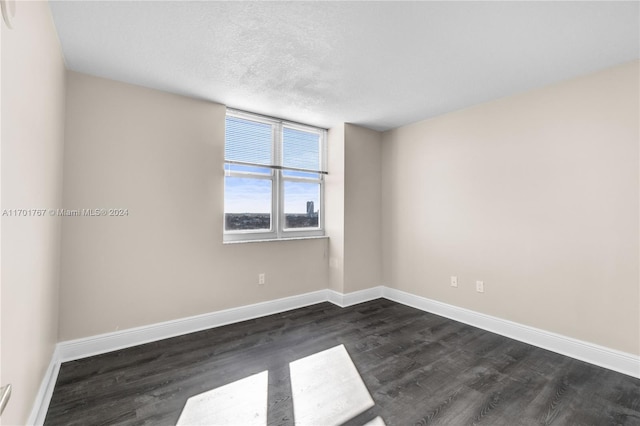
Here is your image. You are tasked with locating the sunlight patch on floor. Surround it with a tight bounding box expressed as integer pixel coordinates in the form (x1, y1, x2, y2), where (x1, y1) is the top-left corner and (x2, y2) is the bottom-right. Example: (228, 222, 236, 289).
(364, 416, 387, 426)
(176, 370, 268, 426)
(289, 344, 376, 426)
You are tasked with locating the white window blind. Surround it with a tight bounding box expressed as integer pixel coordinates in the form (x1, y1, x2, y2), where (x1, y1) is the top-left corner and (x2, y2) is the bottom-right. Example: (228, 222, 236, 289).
(225, 114, 326, 174)
(225, 116, 272, 166)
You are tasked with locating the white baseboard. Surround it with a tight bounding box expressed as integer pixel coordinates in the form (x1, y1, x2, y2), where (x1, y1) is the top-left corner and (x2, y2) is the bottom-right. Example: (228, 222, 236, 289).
(57, 289, 328, 362)
(31, 285, 639, 425)
(382, 287, 640, 379)
(27, 347, 60, 426)
(58, 286, 384, 362)
(327, 286, 384, 307)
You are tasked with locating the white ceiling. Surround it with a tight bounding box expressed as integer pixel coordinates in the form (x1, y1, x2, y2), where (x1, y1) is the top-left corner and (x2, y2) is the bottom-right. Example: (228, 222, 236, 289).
(50, 1, 639, 131)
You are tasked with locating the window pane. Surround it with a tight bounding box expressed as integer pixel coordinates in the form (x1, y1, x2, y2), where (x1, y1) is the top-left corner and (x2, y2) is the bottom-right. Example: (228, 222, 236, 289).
(283, 127, 320, 172)
(225, 176, 272, 231)
(225, 163, 271, 175)
(284, 181, 320, 229)
(282, 170, 320, 179)
(225, 116, 272, 166)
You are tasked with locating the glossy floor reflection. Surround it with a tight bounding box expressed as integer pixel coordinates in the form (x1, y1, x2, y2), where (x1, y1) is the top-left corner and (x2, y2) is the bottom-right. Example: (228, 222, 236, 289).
(177, 371, 268, 426)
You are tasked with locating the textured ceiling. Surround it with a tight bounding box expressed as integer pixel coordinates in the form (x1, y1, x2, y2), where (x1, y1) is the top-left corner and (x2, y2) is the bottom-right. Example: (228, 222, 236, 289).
(50, 1, 639, 131)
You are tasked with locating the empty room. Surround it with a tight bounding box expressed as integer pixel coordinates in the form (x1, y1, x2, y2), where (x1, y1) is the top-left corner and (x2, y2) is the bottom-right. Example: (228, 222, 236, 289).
(1, 1, 639, 425)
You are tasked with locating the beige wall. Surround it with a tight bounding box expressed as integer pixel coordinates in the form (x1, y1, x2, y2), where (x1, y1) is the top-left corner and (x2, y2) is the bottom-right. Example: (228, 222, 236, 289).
(344, 124, 382, 293)
(325, 124, 383, 294)
(382, 61, 640, 355)
(1, 2, 66, 424)
(59, 72, 328, 340)
(326, 124, 345, 292)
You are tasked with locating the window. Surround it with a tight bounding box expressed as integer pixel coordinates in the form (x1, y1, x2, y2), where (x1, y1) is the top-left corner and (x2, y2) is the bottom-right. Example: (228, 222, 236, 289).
(224, 110, 326, 242)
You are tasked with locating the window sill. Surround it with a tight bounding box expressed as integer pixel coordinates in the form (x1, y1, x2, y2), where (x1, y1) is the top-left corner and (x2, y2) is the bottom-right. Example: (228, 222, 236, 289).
(223, 235, 328, 245)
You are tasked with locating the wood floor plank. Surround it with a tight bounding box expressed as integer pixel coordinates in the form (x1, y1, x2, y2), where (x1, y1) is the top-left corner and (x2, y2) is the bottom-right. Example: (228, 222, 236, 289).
(45, 300, 640, 425)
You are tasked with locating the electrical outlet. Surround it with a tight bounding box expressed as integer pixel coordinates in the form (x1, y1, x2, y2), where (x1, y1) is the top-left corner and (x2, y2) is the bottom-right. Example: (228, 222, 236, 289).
(476, 280, 484, 293)
(450, 276, 458, 287)
(258, 273, 265, 285)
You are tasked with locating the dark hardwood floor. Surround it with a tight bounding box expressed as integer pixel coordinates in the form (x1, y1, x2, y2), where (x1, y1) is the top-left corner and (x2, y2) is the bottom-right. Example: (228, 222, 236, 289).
(45, 300, 640, 425)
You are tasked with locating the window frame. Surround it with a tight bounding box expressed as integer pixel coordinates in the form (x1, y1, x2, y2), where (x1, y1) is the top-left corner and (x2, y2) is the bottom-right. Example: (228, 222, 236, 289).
(224, 109, 326, 242)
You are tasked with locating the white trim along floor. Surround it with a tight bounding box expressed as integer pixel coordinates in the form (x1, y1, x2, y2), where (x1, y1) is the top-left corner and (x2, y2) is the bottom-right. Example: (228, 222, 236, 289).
(29, 286, 640, 425)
